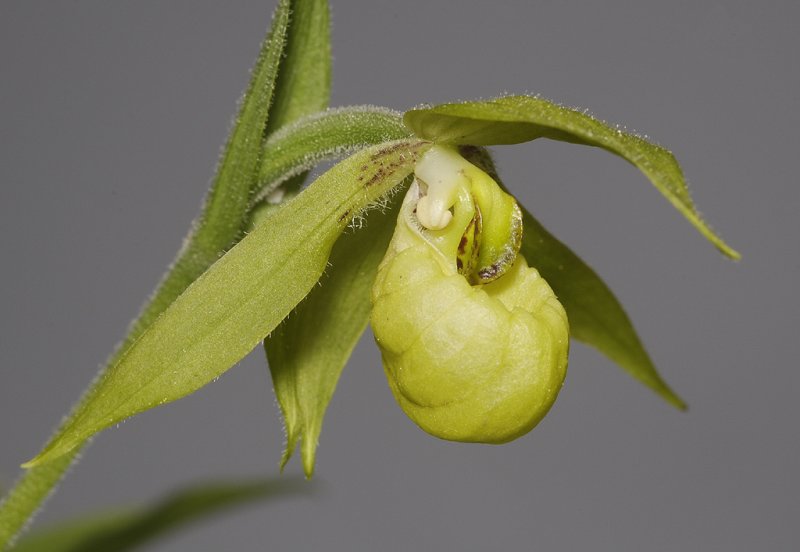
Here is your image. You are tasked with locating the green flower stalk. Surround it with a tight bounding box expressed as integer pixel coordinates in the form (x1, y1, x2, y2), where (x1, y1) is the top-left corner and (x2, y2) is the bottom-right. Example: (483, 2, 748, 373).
(371, 146, 570, 443)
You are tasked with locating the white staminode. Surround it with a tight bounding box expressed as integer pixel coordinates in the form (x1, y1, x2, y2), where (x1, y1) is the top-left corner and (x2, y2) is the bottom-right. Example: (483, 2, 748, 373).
(415, 195, 453, 229)
(413, 146, 474, 230)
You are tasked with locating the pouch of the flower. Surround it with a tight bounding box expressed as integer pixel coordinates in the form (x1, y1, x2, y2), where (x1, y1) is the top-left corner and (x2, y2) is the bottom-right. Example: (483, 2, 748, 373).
(371, 185, 569, 443)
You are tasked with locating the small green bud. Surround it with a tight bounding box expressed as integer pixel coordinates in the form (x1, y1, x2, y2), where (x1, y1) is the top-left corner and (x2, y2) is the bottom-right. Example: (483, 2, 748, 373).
(370, 146, 569, 443)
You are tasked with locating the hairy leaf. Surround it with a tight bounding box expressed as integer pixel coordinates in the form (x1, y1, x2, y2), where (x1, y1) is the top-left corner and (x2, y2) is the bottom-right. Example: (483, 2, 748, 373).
(252, 11, 407, 471)
(0, 2, 295, 547)
(266, 192, 403, 477)
(461, 146, 685, 408)
(265, 0, 331, 134)
(254, 106, 412, 203)
(258, 0, 332, 216)
(522, 209, 686, 409)
(253, 0, 335, 476)
(405, 95, 739, 259)
(11, 478, 309, 552)
(24, 140, 428, 468)
(249, 110, 410, 474)
(133, 0, 295, 333)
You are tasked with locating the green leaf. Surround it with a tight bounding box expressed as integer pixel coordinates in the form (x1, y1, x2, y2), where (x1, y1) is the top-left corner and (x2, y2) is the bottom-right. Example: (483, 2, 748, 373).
(254, 106, 412, 203)
(248, 107, 411, 229)
(10, 478, 310, 552)
(3, 103, 411, 540)
(264, 0, 331, 134)
(0, 456, 76, 551)
(253, 15, 409, 474)
(0, 2, 295, 547)
(249, 107, 411, 479)
(134, 0, 296, 334)
(24, 139, 428, 468)
(460, 146, 685, 409)
(258, 0, 332, 214)
(265, 191, 403, 477)
(405, 95, 739, 259)
(521, 209, 687, 409)
(251, 0, 335, 435)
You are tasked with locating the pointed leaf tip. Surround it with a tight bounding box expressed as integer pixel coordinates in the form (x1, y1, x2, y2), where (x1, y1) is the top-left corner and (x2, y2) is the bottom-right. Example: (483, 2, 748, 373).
(460, 146, 688, 410)
(266, 196, 403, 478)
(405, 95, 739, 259)
(23, 140, 427, 468)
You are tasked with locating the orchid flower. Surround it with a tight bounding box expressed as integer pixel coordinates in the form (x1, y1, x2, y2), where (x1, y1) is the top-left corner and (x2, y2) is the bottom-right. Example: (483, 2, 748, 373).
(0, 1, 737, 547)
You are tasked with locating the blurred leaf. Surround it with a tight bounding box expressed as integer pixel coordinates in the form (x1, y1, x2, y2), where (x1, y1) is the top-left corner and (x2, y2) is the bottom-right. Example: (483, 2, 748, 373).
(11, 478, 310, 552)
(266, 192, 403, 477)
(405, 96, 739, 259)
(24, 140, 429, 468)
(0, 2, 295, 547)
(460, 146, 685, 409)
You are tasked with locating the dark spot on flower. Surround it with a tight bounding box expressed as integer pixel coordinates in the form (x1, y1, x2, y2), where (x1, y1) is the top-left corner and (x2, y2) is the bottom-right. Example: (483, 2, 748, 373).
(458, 145, 480, 157)
(458, 235, 468, 254)
(478, 263, 501, 281)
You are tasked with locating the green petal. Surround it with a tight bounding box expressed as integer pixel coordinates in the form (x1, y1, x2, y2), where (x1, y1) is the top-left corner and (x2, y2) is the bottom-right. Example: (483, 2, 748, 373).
(265, 193, 402, 477)
(405, 95, 739, 259)
(23, 139, 428, 468)
(10, 478, 309, 552)
(461, 147, 685, 409)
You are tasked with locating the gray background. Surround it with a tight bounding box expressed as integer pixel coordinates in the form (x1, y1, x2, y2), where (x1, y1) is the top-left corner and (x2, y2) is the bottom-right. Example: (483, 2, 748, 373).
(1, 1, 798, 550)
